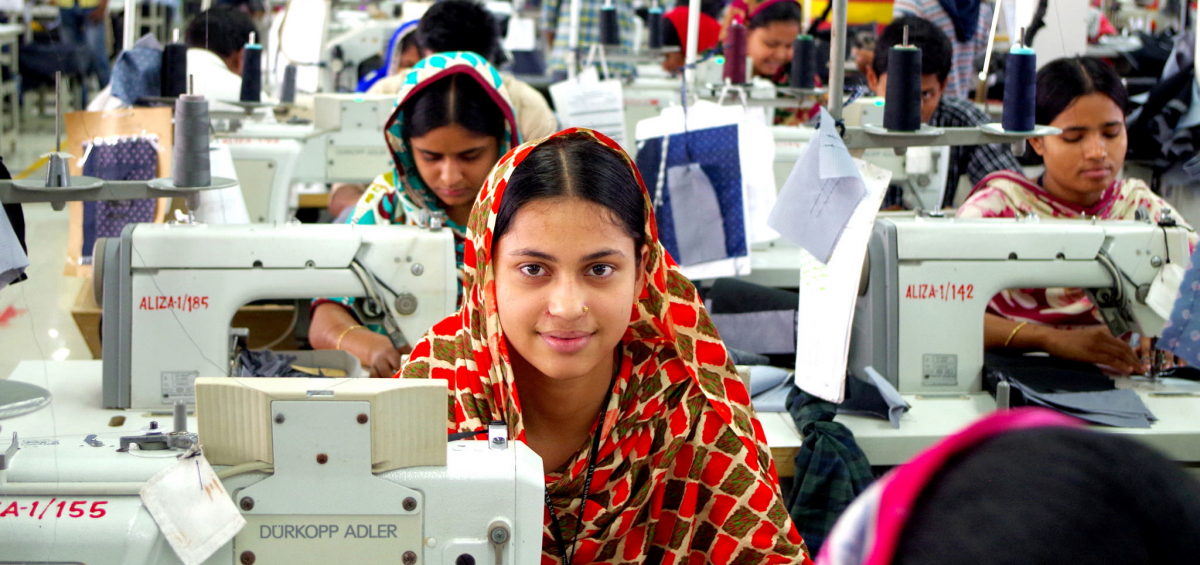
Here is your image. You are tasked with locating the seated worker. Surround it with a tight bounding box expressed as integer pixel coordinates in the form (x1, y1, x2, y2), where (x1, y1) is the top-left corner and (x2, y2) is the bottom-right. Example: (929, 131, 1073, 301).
(868, 16, 1021, 208)
(87, 6, 269, 111)
(958, 56, 1197, 374)
(368, 0, 556, 140)
(821, 408, 1200, 564)
(723, 0, 803, 83)
(311, 53, 521, 377)
(357, 20, 420, 92)
(400, 129, 812, 564)
(892, 0, 992, 100)
(660, 4, 722, 74)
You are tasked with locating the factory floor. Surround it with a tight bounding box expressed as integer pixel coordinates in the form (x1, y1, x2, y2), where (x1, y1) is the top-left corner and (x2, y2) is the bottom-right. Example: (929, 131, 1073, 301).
(0, 114, 92, 380)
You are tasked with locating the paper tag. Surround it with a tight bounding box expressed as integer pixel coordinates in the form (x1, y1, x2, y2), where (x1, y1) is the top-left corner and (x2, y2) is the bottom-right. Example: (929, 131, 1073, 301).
(140, 448, 246, 565)
(503, 16, 537, 51)
(1148, 262, 1187, 320)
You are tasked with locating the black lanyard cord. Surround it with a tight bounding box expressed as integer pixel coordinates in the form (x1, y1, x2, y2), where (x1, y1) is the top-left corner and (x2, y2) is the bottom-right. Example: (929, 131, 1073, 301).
(545, 375, 616, 565)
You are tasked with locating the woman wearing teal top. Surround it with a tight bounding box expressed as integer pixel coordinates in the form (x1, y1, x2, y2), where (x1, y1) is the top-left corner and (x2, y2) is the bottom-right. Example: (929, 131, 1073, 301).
(311, 52, 522, 377)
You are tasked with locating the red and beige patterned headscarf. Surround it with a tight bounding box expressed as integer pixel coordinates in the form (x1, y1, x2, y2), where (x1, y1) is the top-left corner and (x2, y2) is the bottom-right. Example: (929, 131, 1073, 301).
(399, 128, 810, 565)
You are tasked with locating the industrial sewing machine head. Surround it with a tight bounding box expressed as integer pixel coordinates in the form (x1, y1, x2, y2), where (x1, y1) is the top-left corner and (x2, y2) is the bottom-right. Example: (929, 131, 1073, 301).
(0, 377, 544, 565)
(849, 215, 1191, 394)
(97, 222, 456, 410)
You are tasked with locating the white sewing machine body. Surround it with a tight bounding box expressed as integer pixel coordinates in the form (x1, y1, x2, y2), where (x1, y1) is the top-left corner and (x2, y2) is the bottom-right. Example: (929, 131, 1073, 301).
(220, 94, 396, 223)
(0, 378, 544, 565)
(98, 222, 455, 410)
(850, 216, 1191, 394)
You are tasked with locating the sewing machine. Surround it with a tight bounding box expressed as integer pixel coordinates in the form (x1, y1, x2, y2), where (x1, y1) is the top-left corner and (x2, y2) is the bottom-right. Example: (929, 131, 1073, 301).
(219, 93, 395, 222)
(0, 377, 543, 565)
(97, 222, 456, 410)
(325, 19, 404, 92)
(849, 215, 1191, 394)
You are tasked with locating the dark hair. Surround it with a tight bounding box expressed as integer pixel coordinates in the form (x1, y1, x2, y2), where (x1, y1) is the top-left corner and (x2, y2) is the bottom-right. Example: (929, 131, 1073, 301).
(672, 0, 724, 19)
(1036, 56, 1129, 125)
(416, 0, 499, 63)
(747, 0, 802, 30)
(662, 17, 681, 47)
(399, 30, 419, 56)
(872, 16, 953, 83)
(184, 6, 257, 58)
(894, 427, 1200, 565)
(493, 134, 646, 259)
(403, 73, 507, 141)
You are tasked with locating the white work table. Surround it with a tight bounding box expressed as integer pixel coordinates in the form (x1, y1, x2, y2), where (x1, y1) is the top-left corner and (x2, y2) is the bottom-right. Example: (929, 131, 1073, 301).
(9, 361, 1200, 479)
(760, 378, 1200, 474)
(2, 361, 197, 445)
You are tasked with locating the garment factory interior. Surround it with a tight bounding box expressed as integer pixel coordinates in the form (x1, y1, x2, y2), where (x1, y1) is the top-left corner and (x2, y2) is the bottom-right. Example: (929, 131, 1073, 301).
(2, 0, 1200, 563)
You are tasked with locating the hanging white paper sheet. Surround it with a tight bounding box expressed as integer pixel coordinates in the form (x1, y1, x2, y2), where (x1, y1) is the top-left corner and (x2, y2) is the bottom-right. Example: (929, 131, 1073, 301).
(792, 160, 891, 403)
(768, 107, 867, 264)
(504, 16, 538, 52)
(550, 67, 629, 151)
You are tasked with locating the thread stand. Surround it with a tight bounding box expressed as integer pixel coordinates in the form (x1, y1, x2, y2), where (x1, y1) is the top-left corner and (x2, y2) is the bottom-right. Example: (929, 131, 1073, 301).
(700, 82, 826, 108)
(595, 46, 680, 64)
(222, 100, 279, 116)
(841, 124, 1061, 152)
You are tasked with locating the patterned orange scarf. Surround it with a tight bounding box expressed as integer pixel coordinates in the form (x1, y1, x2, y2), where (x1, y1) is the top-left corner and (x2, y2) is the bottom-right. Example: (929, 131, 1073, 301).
(399, 128, 809, 565)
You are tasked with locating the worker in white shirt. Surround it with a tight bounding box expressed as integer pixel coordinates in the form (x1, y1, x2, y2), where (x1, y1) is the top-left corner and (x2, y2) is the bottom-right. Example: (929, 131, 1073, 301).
(87, 6, 272, 111)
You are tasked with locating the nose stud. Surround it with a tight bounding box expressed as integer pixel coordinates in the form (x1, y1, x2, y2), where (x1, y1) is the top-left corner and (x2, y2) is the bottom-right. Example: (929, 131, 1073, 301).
(583, 305, 589, 314)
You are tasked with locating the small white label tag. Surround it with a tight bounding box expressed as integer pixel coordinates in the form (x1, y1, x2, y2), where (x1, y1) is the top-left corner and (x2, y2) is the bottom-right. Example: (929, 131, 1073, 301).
(140, 448, 246, 565)
(1148, 262, 1187, 320)
(161, 371, 199, 404)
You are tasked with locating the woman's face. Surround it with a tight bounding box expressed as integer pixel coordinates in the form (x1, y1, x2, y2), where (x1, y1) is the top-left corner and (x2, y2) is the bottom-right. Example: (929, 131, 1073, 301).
(1030, 93, 1127, 200)
(493, 197, 647, 384)
(409, 124, 500, 211)
(747, 21, 801, 78)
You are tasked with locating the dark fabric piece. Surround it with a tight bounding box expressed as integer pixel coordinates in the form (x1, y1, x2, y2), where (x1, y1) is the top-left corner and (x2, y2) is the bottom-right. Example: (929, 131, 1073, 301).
(709, 277, 799, 312)
(784, 384, 874, 556)
(894, 427, 1200, 565)
(838, 374, 892, 422)
(110, 35, 163, 105)
(1, 156, 25, 285)
(235, 349, 337, 378)
(928, 95, 1022, 207)
(708, 278, 798, 362)
(936, 0, 982, 43)
(1126, 61, 1194, 173)
(728, 348, 770, 366)
(80, 139, 159, 262)
(982, 352, 1114, 394)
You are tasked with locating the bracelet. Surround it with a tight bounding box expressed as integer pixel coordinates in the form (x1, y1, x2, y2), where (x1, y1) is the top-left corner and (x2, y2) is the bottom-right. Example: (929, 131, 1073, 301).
(1003, 321, 1030, 348)
(335, 325, 367, 350)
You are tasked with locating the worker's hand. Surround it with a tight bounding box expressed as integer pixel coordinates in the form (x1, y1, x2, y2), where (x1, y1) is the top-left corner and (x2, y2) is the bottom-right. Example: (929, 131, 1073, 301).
(1136, 336, 1184, 372)
(854, 48, 874, 76)
(1041, 326, 1143, 375)
(362, 333, 402, 378)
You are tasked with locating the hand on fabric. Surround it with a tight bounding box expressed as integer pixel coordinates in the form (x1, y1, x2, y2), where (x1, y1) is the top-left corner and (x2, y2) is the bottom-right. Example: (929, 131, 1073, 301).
(1136, 336, 1184, 372)
(1039, 326, 1142, 375)
(357, 332, 403, 378)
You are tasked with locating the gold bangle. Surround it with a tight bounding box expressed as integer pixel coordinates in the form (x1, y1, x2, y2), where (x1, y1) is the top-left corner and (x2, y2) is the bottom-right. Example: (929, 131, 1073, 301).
(335, 325, 367, 350)
(1003, 321, 1030, 348)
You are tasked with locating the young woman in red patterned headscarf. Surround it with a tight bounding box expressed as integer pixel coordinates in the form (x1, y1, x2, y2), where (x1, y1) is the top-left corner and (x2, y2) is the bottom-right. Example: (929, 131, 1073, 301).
(399, 128, 810, 565)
